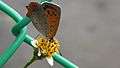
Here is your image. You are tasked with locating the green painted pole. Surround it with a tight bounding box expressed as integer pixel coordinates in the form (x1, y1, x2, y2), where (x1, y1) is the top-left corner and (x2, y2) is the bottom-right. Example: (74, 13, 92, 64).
(0, 0, 22, 23)
(53, 53, 79, 68)
(0, 27, 27, 67)
(11, 17, 31, 36)
(0, 0, 33, 45)
(38, 0, 53, 3)
(0, 1, 32, 67)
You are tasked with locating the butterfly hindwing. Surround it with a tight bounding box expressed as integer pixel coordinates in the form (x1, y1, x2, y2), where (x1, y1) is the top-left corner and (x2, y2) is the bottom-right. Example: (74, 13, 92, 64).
(26, 2, 48, 37)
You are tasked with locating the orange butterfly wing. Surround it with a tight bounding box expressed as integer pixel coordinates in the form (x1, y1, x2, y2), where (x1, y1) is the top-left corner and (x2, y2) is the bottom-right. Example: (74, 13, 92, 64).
(42, 3, 61, 39)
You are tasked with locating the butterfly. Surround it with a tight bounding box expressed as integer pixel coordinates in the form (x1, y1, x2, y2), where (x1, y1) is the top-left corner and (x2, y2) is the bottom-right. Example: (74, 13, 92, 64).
(24, 2, 61, 68)
(26, 2, 61, 40)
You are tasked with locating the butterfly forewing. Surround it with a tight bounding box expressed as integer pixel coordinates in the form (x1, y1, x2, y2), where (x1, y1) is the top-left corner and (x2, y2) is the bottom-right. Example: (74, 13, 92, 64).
(42, 3, 61, 39)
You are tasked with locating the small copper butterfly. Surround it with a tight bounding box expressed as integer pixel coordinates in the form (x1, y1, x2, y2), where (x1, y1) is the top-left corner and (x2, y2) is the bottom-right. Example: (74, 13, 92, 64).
(26, 2, 61, 40)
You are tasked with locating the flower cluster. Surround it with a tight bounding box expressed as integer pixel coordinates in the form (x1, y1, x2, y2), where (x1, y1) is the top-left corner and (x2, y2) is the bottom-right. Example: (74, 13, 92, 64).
(31, 36, 60, 66)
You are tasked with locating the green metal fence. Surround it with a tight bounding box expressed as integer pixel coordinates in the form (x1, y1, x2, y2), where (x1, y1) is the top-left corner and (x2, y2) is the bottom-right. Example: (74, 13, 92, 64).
(0, 0, 79, 68)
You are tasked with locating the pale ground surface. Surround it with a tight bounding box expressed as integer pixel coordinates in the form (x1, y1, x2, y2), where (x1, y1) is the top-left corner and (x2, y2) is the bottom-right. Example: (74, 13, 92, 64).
(1, 0, 120, 68)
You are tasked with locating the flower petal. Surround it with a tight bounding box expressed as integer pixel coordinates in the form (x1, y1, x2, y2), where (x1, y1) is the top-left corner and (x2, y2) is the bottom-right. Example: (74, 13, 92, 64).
(38, 48, 41, 56)
(46, 57, 54, 66)
(31, 40, 38, 48)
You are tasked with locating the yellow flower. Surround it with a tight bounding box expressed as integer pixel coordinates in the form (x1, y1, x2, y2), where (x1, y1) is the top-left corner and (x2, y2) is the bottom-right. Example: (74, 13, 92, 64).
(31, 36, 60, 66)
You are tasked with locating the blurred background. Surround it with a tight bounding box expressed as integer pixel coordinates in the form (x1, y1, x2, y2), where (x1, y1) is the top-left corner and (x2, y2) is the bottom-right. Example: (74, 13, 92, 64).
(1, 0, 120, 68)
